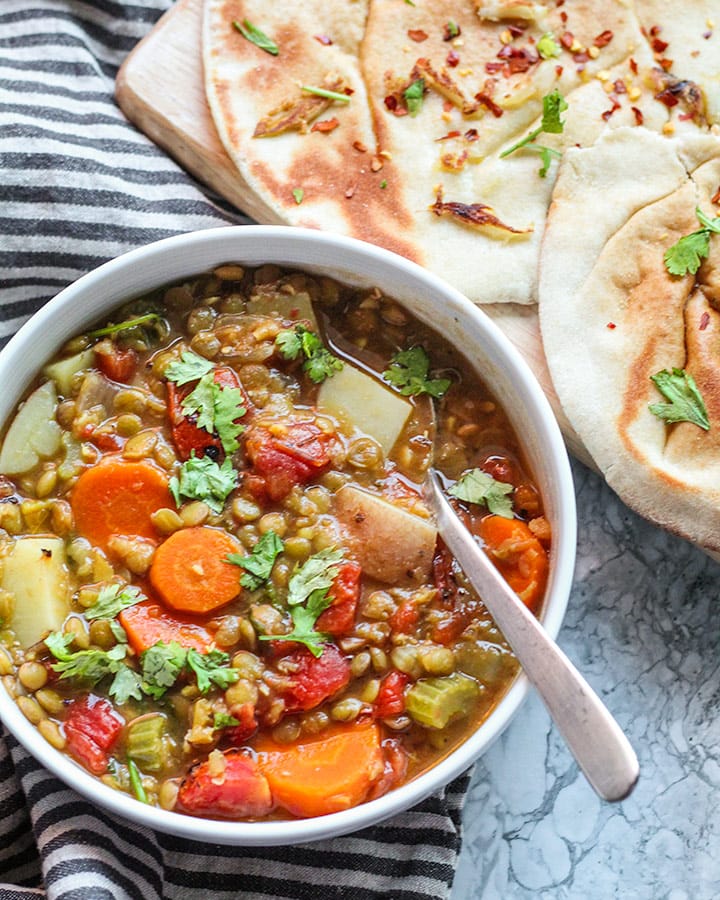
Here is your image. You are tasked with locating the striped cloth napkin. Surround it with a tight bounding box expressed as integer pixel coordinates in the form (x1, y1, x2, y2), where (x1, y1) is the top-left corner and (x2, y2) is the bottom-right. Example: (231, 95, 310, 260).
(0, 2, 471, 897)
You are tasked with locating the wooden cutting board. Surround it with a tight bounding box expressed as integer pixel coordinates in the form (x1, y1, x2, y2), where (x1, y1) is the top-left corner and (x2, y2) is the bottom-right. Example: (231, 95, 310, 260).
(115, 0, 589, 466)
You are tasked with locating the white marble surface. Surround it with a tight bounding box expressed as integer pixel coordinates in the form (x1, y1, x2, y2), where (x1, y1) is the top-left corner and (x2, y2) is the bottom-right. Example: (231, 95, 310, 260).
(451, 459, 720, 900)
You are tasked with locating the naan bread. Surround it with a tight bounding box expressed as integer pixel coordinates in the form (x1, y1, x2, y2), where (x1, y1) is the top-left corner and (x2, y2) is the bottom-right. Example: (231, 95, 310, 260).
(539, 127, 720, 548)
(203, 0, 717, 305)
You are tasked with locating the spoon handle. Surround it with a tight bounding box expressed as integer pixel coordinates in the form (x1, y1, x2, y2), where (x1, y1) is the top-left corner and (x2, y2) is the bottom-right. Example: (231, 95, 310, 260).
(427, 477, 639, 802)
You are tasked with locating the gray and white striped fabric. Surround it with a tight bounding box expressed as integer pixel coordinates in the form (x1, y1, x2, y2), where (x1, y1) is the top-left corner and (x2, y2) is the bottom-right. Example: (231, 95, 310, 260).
(0, 2, 471, 897)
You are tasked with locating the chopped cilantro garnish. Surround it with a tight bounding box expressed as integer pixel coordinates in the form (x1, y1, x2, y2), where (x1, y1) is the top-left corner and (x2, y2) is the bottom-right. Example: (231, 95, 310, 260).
(213, 712, 240, 730)
(86, 312, 161, 340)
(537, 32, 561, 59)
(380, 179, 388, 189)
(45, 632, 131, 696)
(383, 346, 451, 398)
(664, 208, 720, 276)
(165, 350, 214, 386)
(140, 641, 187, 699)
(449, 468, 514, 518)
(109, 666, 144, 705)
(169, 454, 238, 514)
(445, 20, 460, 39)
(292, 188, 304, 204)
(404, 78, 425, 116)
(232, 19, 279, 56)
(186, 649, 240, 694)
(85, 583, 145, 621)
(260, 548, 344, 657)
(301, 85, 351, 103)
(227, 530, 284, 591)
(649, 368, 710, 430)
(127, 759, 149, 803)
(500, 89, 568, 176)
(275, 324, 343, 383)
(181, 373, 246, 454)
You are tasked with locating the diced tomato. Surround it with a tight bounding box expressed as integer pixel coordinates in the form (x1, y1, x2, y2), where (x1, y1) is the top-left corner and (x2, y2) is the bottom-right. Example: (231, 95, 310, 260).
(224, 702, 258, 745)
(64, 694, 124, 775)
(367, 738, 409, 802)
(90, 430, 125, 452)
(176, 749, 273, 819)
(280, 644, 351, 713)
(95, 343, 138, 383)
(430, 538, 478, 644)
(245, 422, 334, 501)
(389, 598, 420, 634)
(374, 670, 411, 718)
(316, 561, 361, 636)
(166, 367, 250, 462)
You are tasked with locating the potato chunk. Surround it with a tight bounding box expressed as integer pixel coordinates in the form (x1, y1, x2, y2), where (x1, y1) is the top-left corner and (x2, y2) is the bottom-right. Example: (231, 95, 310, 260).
(2, 536, 71, 648)
(335, 485, 437, 584)
(0, 382, 61, 475)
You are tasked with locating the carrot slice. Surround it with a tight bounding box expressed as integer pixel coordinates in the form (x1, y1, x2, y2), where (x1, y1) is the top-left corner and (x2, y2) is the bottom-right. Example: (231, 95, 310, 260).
(149, 526, 243, 615)
(71, 459, 172, 553)
(477, 515, 549, 612)
(255, 722, 384, 818)
(119, 600, 215, 654)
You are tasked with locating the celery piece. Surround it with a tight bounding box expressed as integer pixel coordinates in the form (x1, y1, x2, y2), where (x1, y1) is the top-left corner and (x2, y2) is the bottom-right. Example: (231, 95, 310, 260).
(126, 714, 169, 773)
(405, 673, 480, 729)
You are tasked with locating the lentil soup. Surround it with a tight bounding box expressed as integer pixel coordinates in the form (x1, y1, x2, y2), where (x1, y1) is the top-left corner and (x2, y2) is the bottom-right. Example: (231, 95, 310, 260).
(0, 263, 550, 821)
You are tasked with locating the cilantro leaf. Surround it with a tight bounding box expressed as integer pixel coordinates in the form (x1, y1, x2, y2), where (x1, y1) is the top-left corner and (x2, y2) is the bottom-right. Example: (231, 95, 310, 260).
(87, 313, 161, 340)
(449, 468, 515, 518)
(182, 371, 248, 450)
(140, 641, 187, 699)
(445, 20, 460, 39)
(45, 633, 128, 684)
(664, 208, 720, 276)
(275, 324, 343, 383)
(127, 758, 149, 803)
(227, 530, 284, 591)
(265, 592, 332, 657)
(293, 188, 304, 205)
(404, 78, 425, 116)
(186, 649, 240, 694)
(301, 85, 351, 103)
(524, 143, 562, 178)
(169, 454, 238, 513)
(383, 346, 452, 399)
(213, 712, 241, 730)
(109, 666, 144, 705)
(500, 90, 567, 170)
(287, 547, 344, 606)
(232, 19, 279, 55)
(165, 350, 214, 386)
(537, 32, 561, 59)
(649, 367, 710, 430)
(85, 583, 145, 621)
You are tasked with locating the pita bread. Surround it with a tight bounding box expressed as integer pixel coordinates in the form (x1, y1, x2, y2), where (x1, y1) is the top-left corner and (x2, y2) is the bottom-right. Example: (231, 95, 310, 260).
(203, 0, 717, 305)
(539, 127, 720, 548)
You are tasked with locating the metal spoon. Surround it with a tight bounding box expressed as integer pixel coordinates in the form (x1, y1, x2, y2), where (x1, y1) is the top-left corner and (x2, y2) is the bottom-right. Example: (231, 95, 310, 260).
(424, 471, 639, 801)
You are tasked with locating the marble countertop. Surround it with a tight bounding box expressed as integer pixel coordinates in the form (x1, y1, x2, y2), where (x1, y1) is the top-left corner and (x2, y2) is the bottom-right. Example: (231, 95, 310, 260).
(451, 458, 720, 900)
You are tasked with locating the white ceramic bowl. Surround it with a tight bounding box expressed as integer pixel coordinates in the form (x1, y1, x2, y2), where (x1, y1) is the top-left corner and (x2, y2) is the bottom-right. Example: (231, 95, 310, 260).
(0, 226, 576, 845)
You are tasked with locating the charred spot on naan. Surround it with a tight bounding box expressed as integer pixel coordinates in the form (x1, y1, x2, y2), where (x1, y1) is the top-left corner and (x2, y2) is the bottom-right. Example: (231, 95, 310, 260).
(430, 187, 533, 237)
(650, 68, 705, 123)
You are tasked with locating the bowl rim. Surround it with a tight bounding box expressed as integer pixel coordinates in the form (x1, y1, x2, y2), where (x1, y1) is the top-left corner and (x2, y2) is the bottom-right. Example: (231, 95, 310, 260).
(0, 225, 577, 845)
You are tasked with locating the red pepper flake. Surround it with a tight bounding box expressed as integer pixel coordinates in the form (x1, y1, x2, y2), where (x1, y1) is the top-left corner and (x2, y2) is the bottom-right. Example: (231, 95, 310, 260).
(649, 24, 662, 37)
(679, 112, 695, 121)
(560, 31, 574, 49)
(508, 24, 526, 37)
(629, 57, 638, 74)
(464, 128, 479, 141)
(443, 99, 454, 112)
(485, 61, 504, 74)
(560, 10, 568, 23)
(631, 106, 644, 125)
(658, 57, 674, 71)
(443, 22, 461, 41)
(613, 79, 627, 94)
(601, 96, 621, 121)
(384, 95, 398, 111)
(652, 38, 669, 53)
(655, 87, 679, 107)
(475, 92, 504, 117)
(496, 44, 539, 74)
(311, 117, 340, 134)
(555, 64, 564, 77)
(343, 87, 355, 97)
(573, 51, 589, 64)
(712, 186, 720, 205)
(446, 49, 460, 67)
(704, 30, 713, 39)
(352, 140, 367, 152)
(607, 322, 617, 330)
(314, 34, 333, 45)
(700, 312, 710, 331)
(408, 29, 428, 42)
(594, 30, 614, 48)
(435, 130, 461, 141)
